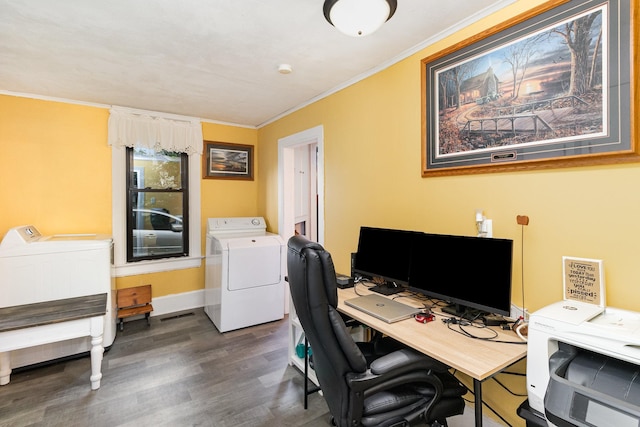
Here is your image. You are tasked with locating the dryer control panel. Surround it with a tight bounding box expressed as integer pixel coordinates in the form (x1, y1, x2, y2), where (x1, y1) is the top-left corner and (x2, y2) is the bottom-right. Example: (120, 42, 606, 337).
(207, 217, 267, 234)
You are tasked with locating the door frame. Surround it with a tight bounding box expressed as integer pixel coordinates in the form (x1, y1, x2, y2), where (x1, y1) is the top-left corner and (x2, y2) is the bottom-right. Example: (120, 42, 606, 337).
(278, 125, 325, 247)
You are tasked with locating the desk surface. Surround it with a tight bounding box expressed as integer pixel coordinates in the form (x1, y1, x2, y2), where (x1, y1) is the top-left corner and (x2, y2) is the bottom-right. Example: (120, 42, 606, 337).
(0, 293, 107, 333)
(337, 287, 526, 381)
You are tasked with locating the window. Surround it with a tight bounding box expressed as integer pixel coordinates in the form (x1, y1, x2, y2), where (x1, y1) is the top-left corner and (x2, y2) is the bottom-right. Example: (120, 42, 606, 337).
(126, 147, 189, 262)
(109, 108, 202, 276)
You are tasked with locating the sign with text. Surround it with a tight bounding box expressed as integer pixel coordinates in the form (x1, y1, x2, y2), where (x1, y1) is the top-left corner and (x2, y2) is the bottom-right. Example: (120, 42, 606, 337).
(562, 257, 605, 307)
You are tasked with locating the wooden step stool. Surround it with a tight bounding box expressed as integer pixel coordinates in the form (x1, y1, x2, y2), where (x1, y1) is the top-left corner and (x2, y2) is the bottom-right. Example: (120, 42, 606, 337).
(117, 285, 153, 331)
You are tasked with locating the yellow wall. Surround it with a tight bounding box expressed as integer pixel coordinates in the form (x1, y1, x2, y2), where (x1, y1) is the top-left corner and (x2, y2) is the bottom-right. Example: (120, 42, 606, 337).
(0, 96, 258, 298)
(259, 0, 640, 312)
(0, 96, 112, 234)
(201, 122, 259, 220)
(257, 0, 640, 424)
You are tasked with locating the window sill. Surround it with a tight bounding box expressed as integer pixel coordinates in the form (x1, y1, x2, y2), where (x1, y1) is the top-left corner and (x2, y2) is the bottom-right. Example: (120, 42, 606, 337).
(114, 255, 203, 277)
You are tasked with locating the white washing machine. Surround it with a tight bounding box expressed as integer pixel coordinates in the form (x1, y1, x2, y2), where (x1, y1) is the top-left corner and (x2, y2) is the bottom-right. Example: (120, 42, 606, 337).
(204, 217, 285, 333)
(0, 225, 116, 368)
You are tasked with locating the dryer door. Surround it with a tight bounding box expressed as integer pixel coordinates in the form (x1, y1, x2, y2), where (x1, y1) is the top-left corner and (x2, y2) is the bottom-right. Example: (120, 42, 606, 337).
(227, 237, 282, 290)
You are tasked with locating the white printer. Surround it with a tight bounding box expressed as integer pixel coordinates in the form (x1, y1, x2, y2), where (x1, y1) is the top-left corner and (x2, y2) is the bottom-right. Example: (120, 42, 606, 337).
(525, 300, 640, 426)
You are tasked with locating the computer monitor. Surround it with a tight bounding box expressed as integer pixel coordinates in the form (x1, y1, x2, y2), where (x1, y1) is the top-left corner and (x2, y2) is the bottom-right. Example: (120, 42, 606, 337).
(409, 233, 513, 318)
(352, 226, 419, 295)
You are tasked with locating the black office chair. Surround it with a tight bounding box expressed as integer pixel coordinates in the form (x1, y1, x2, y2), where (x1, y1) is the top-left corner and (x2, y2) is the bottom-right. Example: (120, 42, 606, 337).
(287, 235, 466, 427)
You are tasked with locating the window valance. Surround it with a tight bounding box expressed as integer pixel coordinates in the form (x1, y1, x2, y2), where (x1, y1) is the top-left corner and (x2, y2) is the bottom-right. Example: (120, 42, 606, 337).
(108, 108, 203, 155)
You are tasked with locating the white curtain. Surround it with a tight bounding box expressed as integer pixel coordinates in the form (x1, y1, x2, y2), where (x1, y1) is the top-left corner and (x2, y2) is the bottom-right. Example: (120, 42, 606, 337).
(108, 108, 203, 155)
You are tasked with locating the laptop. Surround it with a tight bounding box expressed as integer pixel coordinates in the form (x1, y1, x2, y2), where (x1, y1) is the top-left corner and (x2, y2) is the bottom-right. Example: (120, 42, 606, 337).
(345, 294, 420, 323)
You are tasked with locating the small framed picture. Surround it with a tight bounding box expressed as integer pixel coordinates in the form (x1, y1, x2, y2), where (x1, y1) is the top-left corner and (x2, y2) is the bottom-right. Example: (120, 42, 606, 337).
(203, 141, 254, 180)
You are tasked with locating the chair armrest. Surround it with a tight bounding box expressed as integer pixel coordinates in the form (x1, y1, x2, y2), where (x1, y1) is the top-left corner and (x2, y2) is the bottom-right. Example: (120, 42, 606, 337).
(346, 349, 447, 395)
(369, 348, 450, 375)
(346, 367, 445, 397)
(344, 349, 450, 424)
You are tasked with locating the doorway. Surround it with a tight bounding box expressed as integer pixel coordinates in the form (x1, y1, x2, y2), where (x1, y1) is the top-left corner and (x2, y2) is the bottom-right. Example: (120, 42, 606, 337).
(278, 125, 325, 311)
(292, 143, 318, 241)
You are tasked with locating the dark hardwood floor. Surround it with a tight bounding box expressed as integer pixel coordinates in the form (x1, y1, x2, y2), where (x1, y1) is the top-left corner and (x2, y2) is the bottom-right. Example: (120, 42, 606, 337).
(0, 309, 489, 427)
(0, 309, 332, 427)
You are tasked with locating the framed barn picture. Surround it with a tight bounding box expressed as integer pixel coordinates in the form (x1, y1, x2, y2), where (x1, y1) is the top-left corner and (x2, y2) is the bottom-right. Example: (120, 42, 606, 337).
(421, 0, 637, 176)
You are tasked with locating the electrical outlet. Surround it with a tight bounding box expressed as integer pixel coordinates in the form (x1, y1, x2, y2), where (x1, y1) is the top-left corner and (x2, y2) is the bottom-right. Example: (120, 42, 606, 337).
(483, 219, 493, 238)
(475, 209, 493, 238)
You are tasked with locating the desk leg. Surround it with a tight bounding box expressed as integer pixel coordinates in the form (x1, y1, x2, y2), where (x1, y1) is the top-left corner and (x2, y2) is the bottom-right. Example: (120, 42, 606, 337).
(89, 316, 105, 390)
(474, 378, 483, 427)
(0, 352, 10, 386)
(304, 337, 309, 409)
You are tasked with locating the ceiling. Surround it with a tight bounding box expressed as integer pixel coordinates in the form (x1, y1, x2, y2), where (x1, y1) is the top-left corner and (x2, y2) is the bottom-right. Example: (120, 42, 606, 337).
(0, 0, 514, 127)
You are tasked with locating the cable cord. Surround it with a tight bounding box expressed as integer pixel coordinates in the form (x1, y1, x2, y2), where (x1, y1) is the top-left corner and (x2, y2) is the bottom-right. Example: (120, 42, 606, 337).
(353, 276, 370, 296)
(500, 371, 526, 376)
(443, 320, 527, 345)
(521, 225, 525, 317)
(492, 376, 528, 397)
(518, 222, 529, 342)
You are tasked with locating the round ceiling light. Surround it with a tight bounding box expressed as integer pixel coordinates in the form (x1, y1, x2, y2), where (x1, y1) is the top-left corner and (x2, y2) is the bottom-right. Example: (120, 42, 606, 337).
(278, 64, 293, 74)
(323, 0, 397, 37)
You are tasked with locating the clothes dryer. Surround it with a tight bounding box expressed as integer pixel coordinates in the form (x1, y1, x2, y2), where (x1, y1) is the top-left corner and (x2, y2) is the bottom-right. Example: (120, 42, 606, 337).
(0, 225, 116, 368)
(204, 217, 285, 332)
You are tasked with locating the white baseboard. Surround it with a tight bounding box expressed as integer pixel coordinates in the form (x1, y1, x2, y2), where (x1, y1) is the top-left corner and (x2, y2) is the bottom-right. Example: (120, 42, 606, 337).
(150, 289, 204, 316)
(119, 289, 204, 325)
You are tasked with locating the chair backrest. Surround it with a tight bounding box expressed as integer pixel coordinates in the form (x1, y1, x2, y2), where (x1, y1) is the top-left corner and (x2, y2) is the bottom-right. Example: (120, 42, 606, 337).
(287, 235, 367, 425)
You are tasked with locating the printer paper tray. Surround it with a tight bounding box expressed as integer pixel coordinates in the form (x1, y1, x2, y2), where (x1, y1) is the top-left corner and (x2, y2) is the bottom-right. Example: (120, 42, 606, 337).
(545, 342, 640, 426)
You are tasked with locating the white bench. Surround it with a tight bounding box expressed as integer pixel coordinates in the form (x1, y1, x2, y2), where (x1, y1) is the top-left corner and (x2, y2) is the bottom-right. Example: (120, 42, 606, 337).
(0, 293, 107, 390)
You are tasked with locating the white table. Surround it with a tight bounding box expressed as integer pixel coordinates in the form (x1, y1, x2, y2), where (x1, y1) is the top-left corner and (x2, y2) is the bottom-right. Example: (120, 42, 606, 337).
(0, 293, 107, 390)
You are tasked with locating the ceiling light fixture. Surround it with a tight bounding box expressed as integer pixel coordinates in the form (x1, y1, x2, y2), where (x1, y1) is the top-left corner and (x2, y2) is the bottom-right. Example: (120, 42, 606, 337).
(323, 0, 397, 37)
(278, 64, 293, 74)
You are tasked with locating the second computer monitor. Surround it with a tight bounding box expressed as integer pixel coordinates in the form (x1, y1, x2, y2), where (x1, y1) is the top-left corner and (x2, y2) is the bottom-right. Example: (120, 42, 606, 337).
(409, 233, 513, 317)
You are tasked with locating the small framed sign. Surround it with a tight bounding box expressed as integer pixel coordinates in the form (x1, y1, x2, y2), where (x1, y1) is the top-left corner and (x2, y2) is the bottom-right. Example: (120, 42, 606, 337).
(562, 256, 605, 307)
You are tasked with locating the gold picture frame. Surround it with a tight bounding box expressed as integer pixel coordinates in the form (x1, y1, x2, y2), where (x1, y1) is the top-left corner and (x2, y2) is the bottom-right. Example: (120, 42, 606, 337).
(421, 0, 638, 176)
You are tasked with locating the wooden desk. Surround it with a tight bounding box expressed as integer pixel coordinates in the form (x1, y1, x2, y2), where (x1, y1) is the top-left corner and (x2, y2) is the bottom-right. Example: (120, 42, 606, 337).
(0, 293, 107, 390)
(337, 287, 527, 427)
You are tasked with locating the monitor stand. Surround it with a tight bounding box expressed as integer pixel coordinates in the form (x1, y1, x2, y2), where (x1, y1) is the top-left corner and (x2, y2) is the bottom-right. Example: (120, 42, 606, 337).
(441, 303, 507, 325)
(369, 283, 403, 296)
(441, 303, 484, 318)
(441, 303, 468, 317)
